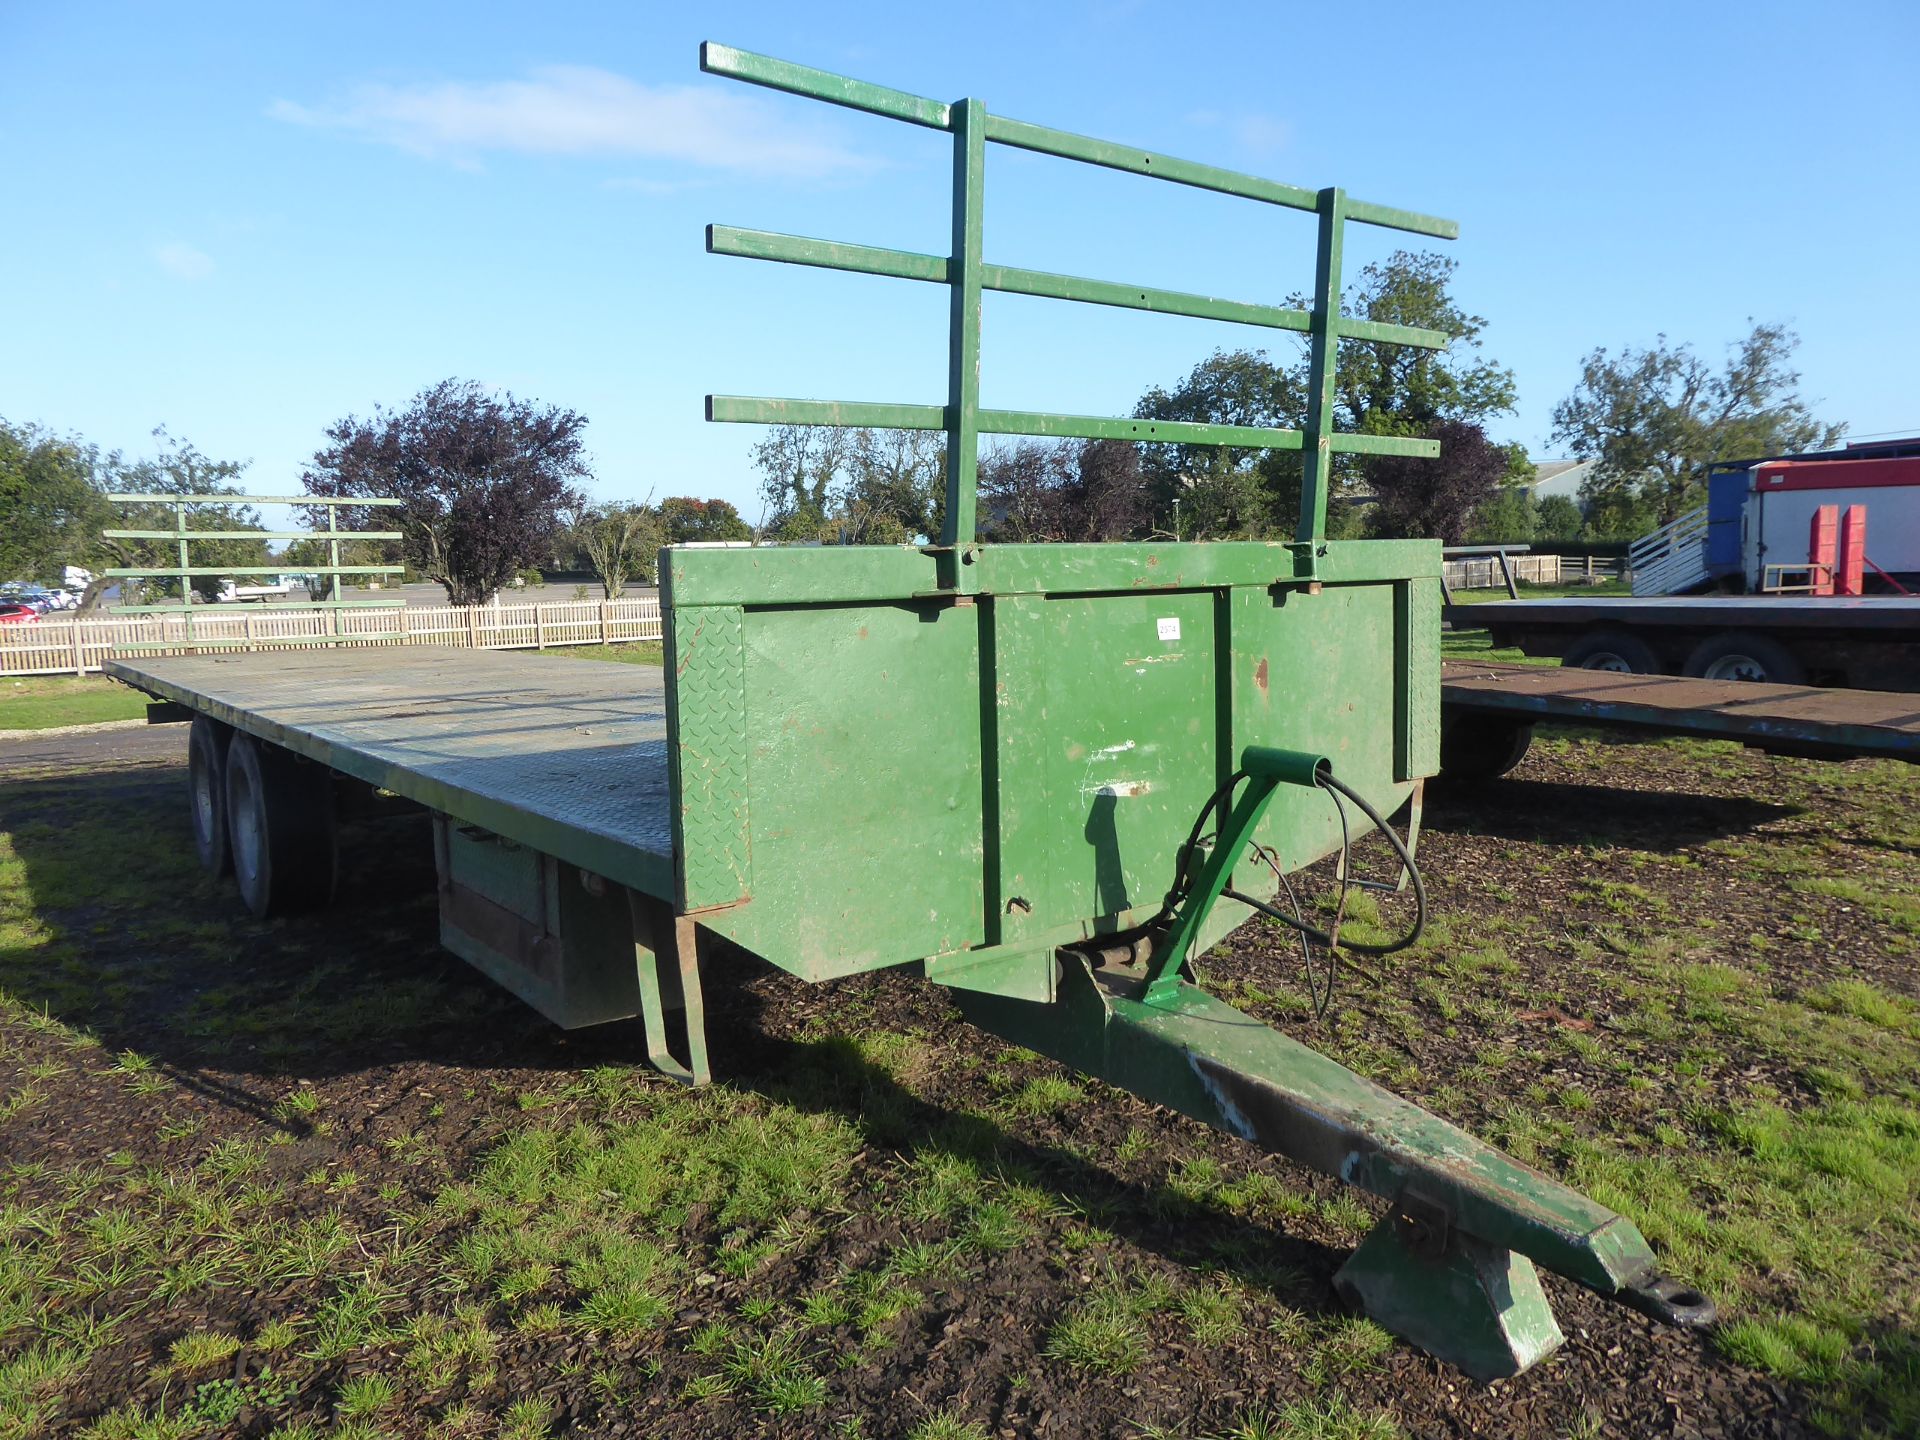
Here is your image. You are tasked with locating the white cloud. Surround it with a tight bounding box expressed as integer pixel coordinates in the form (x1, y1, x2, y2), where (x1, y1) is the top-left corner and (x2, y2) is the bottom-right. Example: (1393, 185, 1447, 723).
(1185, 108, 1292, 158)
(269, 66, 876, 179)
(601, 175, 718, 196)
(1234, 114, 1290, 156)
(155, 242, 214, 280)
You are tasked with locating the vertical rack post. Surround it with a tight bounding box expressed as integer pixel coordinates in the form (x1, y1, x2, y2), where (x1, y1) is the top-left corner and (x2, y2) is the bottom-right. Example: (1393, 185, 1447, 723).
(1295, 186, 1347, 569)
(941, 97, 987, 589)
(327, 503, 341, 639)
(174, 497, 193, 649)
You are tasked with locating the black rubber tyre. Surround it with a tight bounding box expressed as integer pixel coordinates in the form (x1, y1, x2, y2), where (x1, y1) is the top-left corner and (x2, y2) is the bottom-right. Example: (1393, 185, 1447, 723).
(1682, 630, 1809, 686)
(1563, 628, 1663, 674)
(187, 717, 233, 876)
(1439, 715, 1535, 782)
(224, 734, 338, 918)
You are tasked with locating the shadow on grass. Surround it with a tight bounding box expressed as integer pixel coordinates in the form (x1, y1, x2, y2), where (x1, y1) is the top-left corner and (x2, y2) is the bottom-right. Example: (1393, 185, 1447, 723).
(1425, 775, 1801, 852)
(10, 755, 1905, 1431)
(0, 758, 1354, 1311)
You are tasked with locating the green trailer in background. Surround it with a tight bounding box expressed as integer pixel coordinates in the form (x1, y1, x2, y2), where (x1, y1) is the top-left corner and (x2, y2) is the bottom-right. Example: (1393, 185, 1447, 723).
(107, 42, 1713, 1382)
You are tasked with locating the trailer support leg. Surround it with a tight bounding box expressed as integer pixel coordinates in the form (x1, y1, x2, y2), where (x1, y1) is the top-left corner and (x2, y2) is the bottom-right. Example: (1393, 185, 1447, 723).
(627, 895, 711, 1087)
(1334, 1204, 1563, 1380)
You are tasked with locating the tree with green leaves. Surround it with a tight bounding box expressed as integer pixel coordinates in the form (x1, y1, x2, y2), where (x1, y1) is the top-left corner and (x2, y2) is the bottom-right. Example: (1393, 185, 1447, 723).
(1468, 484, 1538, 546)
(573, 504, 665, 596)
(109, 428, 269, 602)
(979, 439, 1149, 542)
(660, 497, 752, 544)
(303, 380, 590, 606)
(1134, 252, 1517, 537)
(750, 426, 946, 543)
(1534, 494, 1583, 541)
(0, 420, 103, 586)
(1551, 322, 1845, 536)
(0, 421, 266, 608)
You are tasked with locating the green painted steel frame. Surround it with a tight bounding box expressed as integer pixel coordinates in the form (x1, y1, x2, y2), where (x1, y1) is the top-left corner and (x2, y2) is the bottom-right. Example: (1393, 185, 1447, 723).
(660, 539, 1442, 993)
(697, 42, 1457, 560)
(102, 492, 406, 645)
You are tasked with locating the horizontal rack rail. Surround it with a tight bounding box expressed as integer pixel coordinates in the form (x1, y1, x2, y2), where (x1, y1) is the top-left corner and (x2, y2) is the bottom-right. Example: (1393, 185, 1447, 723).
(105, 493, 404, 506)
(104, 530, 403, 542)
(100, 490, 408, 650)
(697, 42, 1459, 574)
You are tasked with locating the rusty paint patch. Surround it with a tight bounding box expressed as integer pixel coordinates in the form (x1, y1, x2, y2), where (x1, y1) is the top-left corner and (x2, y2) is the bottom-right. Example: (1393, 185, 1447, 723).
(1254, 657, 1269, 696)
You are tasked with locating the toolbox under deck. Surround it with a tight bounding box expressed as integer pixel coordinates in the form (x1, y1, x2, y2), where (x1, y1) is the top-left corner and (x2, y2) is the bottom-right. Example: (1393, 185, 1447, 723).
(106, 647, 675, 895)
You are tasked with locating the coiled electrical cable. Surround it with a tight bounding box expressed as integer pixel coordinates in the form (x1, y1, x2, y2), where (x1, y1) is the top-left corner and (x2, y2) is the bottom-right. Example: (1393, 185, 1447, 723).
(1156, 765, 1428, 1018)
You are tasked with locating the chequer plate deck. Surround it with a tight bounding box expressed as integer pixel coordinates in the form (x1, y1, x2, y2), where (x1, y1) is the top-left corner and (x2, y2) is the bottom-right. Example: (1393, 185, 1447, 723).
(107, 648, 674, 895)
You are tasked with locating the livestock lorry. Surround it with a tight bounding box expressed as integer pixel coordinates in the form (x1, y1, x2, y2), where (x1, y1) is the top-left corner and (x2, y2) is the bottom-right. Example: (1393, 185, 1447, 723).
(105, 42, 1718, 1383)
(1452, 442, 1920, 690)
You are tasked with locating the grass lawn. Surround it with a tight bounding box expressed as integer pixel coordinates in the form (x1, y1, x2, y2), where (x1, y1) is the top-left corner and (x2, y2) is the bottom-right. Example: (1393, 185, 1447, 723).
(0, 658, 1915, 1435)
(1440, 580, 1632, 665)
(0, 676, 149, 732)
(551, 640, 663, 666)
(1446, 579, 1631, 605)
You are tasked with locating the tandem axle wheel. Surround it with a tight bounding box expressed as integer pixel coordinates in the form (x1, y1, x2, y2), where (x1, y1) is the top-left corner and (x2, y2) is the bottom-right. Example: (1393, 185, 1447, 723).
(211, 732, 339, 918)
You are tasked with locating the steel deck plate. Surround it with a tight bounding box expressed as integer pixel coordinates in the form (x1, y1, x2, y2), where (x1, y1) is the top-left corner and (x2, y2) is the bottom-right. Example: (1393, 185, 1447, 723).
(106, 647, 674, 896)
(1441, 660, 1920, 761)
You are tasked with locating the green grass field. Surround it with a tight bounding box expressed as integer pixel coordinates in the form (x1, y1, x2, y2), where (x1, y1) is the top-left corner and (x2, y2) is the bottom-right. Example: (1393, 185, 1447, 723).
(0, 710, 1915, 1435)
(553, 641, 664, 666)
(1439, 579, 1632, 664)
(0, 677, 149, 732)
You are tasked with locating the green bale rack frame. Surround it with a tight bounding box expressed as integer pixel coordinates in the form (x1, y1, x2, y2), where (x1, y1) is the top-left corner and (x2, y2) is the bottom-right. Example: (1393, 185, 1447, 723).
(102, 493, 405, 649)
(663, 44, 1715, 1378)
(101, 42, 1718, 1383)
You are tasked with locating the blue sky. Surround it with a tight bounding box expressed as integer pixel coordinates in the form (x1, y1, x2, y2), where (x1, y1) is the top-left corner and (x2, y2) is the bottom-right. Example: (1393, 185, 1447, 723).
(3, 1, 1916, 519)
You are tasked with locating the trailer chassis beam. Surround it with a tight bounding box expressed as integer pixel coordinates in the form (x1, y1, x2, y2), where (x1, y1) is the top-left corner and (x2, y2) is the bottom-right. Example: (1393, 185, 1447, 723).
(954, 953, 1714, 1379)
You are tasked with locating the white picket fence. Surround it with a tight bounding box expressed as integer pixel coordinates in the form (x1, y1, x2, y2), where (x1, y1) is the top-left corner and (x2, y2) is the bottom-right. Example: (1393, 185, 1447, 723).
(0, 598, 664, 677)
(1442, 553, 1564, 591)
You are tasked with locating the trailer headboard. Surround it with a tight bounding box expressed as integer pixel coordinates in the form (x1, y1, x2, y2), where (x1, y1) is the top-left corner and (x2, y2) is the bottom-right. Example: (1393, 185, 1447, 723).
(663, 541, 1439, 993)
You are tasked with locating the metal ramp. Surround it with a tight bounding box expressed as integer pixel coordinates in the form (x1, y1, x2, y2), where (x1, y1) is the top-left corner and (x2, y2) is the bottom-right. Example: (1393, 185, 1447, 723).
(1629, 504, 1711, 595)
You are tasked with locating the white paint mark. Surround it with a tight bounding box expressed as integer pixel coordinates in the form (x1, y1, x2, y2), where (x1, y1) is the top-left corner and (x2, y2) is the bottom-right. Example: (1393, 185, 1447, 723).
(1094, 781, 1151, 798)
(1190, 1053, 1258, 1141)
(1093, 739, 1136, 757)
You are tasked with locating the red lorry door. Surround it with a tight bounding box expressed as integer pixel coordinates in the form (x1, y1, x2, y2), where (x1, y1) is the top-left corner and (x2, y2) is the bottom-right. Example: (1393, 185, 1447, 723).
(1808, 505, 1838, 595)
(1837, 505, 1867, 596)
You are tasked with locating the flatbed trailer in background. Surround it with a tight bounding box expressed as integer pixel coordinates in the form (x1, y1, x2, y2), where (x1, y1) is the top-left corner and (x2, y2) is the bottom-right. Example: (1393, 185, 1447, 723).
(95, 41, 1726, 1385)
(1451, 594, 1920, 690)
(1439, 660, 1920, 778)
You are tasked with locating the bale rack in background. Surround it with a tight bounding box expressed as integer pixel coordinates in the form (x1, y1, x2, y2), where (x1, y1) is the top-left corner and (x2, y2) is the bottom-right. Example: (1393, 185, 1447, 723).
(102, 492, 405, 650)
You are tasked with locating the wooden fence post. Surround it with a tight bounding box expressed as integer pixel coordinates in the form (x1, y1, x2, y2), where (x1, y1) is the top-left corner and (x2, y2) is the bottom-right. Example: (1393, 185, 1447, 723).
(600, 603, 611, 644)
(466, 606, 479, 649)
(535, 604, 546, 650)
(71, 621, 86, 677)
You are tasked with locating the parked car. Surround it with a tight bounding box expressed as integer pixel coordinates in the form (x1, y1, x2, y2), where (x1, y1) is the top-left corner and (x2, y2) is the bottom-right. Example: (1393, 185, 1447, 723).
(0, 584, 56, 614)
(0, 602, 39, 625)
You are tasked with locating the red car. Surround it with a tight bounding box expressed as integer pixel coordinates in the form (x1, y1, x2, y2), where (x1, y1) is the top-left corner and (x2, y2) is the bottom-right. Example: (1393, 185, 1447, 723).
(0, 602, 39, 624)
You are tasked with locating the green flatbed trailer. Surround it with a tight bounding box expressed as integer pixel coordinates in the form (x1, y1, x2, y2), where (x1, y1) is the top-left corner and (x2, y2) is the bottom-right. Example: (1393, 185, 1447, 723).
(104, 43, 1716, 1382)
